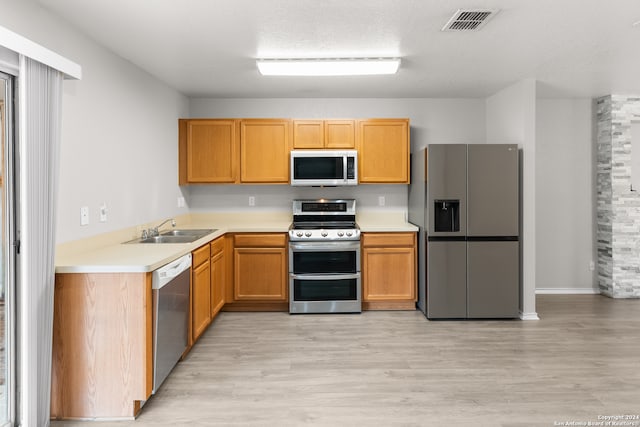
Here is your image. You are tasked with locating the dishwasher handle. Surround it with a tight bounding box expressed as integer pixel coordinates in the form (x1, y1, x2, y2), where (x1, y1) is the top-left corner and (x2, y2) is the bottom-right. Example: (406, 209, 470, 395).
(153, 253, 192, 290)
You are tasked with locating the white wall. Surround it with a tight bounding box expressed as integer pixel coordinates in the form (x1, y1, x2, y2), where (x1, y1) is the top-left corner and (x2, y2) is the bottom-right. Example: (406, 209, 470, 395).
(0, 0, 190, 244)
(190, 98, 486, 151)
(536, 99, 595, 292)
(486, 79, 538, 319)
(187, 98, 486, 213)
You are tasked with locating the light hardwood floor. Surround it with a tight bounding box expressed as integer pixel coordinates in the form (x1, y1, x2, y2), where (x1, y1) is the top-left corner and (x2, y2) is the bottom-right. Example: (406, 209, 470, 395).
(52, 295, 640, 427)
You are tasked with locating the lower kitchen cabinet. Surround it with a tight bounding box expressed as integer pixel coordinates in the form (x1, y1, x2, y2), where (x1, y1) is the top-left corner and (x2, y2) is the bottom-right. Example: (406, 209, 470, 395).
(362, 232, 417, 310)
(210, 236, 226, 317)
(190, 236, 228, 345)
(191, 244, 211, 342)
(51, 272, 153, 419)
(228, 233, 288, 311)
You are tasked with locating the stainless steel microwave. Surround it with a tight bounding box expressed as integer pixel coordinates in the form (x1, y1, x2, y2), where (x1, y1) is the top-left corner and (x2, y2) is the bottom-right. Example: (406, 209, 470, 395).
(290, 150, 358, 186)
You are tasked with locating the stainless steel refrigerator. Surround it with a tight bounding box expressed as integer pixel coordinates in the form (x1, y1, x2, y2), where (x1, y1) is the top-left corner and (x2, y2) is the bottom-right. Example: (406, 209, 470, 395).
(409, 144, 520, 319)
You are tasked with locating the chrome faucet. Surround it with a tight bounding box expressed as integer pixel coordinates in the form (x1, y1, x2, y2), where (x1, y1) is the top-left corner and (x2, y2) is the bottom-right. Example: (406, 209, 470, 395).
(143, 218, 176, 238)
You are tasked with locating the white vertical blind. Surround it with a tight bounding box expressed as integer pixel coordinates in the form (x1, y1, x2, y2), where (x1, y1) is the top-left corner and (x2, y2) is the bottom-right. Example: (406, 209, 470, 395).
(18, 56, 63, 427)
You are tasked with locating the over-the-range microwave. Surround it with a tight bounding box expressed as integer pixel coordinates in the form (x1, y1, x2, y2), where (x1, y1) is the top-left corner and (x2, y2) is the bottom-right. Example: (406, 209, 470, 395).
(290, 150, 358, 186)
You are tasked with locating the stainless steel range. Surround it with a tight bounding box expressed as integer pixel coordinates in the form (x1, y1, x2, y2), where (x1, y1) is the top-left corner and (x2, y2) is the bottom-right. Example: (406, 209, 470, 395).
(288, 199, 361, 314)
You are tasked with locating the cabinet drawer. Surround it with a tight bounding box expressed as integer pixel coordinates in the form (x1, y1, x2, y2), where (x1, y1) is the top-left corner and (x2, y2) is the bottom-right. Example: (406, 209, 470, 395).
(210, 236, 225, 256)
(192, 244, 211, 266)
(361, 232, 415, 247)
(234, 233, 287, 247)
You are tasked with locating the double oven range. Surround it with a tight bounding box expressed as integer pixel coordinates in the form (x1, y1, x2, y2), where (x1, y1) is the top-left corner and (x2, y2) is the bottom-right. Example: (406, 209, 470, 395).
(288, 199, 361, 314)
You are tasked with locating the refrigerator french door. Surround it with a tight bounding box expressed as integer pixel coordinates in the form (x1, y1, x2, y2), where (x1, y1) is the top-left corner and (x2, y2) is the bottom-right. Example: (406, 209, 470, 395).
(424, 144, 519, 319)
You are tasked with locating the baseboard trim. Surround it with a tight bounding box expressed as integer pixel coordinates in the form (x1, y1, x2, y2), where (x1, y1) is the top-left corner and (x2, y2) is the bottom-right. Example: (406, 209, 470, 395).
(519, 311, 540, 320)
(536, 288, 600, 295)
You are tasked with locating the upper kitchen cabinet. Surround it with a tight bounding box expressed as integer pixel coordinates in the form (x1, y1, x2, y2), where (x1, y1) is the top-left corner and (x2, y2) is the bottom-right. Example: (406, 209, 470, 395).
(357, 119, 410, 184)
(293, 120, 323, 149)
(293, 119, 355, 149)
(179, 119, 239, 184)
(240, 119, 291, 183)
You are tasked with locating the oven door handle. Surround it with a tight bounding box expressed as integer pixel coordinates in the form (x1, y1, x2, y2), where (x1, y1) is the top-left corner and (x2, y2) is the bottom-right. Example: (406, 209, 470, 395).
(289, 241, 361, 251)
(290, 273, 361, 281)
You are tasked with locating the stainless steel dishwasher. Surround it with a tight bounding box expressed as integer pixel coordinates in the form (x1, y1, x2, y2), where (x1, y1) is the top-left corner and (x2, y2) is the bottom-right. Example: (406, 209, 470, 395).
(152, 253, 191, 394)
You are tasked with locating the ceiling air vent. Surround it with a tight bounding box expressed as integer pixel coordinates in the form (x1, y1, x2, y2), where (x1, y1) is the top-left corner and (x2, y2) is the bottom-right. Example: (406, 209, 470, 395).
(442, 9, 498, 31)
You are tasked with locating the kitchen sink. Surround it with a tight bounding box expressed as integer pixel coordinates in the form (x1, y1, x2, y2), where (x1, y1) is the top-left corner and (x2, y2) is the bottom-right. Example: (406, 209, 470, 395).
(126, 229, 216, 244)
(135, 235, 198, 244)
(160, 229, 216, 237)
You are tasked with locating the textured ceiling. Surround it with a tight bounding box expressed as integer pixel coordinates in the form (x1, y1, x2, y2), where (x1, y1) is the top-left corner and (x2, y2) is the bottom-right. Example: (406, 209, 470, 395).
(36, 0, 640, 98)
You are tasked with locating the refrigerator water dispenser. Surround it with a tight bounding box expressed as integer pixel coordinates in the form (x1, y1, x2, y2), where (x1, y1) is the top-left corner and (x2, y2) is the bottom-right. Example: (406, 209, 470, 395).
(434, 200, 460, 232)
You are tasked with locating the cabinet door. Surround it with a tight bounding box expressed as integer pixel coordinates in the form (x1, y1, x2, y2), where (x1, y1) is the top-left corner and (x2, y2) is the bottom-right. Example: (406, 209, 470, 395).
(240, 119, 291, 183)
(357, 119, 409, 183)
(233, 247, 287, 301)
(192, 260, 211, 341)
(325, 120, 355, 148)
(293, 120, 324, 149)
(210, 239, 225, 317)
(361, 233, 416, 310)
(183, 119, 238, 183)
(363, 247, 416, 301)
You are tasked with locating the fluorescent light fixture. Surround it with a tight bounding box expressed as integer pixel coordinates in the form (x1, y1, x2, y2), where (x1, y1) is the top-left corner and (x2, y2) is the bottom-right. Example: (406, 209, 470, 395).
(256, 58, 401, 76)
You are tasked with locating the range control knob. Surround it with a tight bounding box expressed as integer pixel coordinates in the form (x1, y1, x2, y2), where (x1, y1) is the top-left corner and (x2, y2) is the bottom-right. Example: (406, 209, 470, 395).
(296, 232, 303, 237)
(321, 231, 328, 237)
(337, 232, 344, 237)
(346, 231, 353, 237)
(305, 232, 312, 237)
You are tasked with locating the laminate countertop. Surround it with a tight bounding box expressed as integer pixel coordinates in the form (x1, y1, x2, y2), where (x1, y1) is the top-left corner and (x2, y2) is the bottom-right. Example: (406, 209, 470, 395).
(55, 211, 418, 274)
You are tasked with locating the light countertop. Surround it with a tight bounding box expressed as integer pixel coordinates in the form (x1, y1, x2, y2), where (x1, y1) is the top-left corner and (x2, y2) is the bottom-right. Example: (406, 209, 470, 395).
(55, 211, 418, 274)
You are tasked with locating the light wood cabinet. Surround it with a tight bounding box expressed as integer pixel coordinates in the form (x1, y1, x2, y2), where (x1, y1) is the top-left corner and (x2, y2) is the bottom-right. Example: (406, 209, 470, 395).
(52, 272, 153, 419)
(357, 119, 410, 183)
(293, 120, 324, 148)
(191, 244, 211, 342)
(240, 119, 291, 183)
(293, 119, 355, 149)
(232, 233, 288, 303)
(179, 119, 239, 184)
(210, 236, 225, 317)
(179, 117, 409, 185)
(362, 232, 417, 310)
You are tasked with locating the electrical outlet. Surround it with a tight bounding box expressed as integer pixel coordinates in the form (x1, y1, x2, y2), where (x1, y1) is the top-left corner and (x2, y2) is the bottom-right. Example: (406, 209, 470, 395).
(99, 203, 108, 222)
(177, 196, 186, 208)
(249, 196, 255, 206)
(589, 260, 595, 271)
(80, 206, 89, 226)
(378, 196, 386, 206)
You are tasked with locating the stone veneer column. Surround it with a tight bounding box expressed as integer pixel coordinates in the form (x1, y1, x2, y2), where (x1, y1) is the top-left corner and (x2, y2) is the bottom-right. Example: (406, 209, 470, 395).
(596, 95, 640, 298)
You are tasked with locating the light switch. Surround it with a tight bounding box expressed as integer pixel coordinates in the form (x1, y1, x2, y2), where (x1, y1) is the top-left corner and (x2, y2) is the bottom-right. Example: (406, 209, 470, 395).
(80, 206, 89, 226)
(99, 203, 108, 222)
